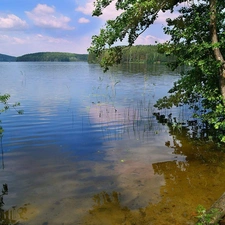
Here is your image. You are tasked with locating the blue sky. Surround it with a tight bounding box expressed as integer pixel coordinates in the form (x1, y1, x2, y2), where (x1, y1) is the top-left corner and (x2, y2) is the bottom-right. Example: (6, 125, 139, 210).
(0, 0, 176, 56)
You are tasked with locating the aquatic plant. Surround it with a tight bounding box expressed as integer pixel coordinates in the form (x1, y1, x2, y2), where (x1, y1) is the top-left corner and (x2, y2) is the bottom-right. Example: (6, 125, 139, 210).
(0, 94, 23, 137)
(0, 95, 23, 224)
(196, 205, 220, 225)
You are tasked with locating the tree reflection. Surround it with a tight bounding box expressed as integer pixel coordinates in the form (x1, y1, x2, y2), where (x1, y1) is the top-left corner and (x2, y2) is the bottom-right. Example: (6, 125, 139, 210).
(1, 135, 4, 171)
(0, 135, 27, 225)
(0, 183, 17, 225)
(84, 191, 151, 225)
(0, 203, 29, 225)
(82, 115, 225, 225)
(84, 156, 225, 224)
(0, 181, 29, 225)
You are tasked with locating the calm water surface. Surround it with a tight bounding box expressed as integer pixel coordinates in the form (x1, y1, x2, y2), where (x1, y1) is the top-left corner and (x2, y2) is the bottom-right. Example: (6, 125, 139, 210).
(0, 62, 225, 225)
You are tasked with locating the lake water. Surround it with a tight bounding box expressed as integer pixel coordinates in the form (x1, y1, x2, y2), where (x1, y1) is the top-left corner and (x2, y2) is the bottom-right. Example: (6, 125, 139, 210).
(1, 62, 225, 225)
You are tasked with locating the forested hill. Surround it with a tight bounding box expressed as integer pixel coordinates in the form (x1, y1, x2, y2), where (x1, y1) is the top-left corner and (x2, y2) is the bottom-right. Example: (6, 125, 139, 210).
(1, 45, 171, 63)
(16, 52, 88, 62)
(0, 53, 16, 62)
(88, 45, 175, 64)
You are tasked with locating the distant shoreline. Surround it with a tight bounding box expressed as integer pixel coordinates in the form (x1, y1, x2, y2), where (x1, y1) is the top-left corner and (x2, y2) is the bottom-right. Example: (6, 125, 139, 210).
(0, 52, 88, 62)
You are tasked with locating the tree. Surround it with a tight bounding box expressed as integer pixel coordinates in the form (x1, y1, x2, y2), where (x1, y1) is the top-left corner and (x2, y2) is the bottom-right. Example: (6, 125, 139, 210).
(0, 95, 23, 224)
(0, 94, 11, 136)
(0, 94, 23, 136)
(89, 0, 225, 142)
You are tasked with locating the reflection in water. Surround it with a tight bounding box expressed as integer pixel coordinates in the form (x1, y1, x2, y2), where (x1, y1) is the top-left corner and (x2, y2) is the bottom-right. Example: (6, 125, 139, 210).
(1, 136, 5, 170)
(88, 100, 162, 142)
(82, 108, 225, 224)
(83, 191, 150, 225)
(0, 183, 28, 225)
(0, 203, 31, 225)
(1, 138, 31, 225)
(82, 147, 225, 225)
(1, 135, 16, 225)
(1, 62, 225, 224)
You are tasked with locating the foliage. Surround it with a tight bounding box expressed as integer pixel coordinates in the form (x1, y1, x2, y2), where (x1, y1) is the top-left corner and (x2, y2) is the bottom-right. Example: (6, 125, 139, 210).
(0, 94, 10, 136)
(16, 52, 88, 62)
(0, 94, 23, 115)
(89, 0, 225, 142)
(0, 94, 23, 136)
(88, 45, 176, 64)
(196, 205, 220, 225)
(88, 0, 184, 68)
(155, 1, 225, 142)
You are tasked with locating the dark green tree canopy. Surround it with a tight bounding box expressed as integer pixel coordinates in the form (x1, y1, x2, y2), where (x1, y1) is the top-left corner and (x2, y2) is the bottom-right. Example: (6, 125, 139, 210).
(90, 0, 191, 57)
(89, 0, 225, 142)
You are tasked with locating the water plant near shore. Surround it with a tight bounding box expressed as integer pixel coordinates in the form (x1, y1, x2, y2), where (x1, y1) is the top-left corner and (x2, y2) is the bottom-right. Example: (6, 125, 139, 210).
(196, 205, 221, 225)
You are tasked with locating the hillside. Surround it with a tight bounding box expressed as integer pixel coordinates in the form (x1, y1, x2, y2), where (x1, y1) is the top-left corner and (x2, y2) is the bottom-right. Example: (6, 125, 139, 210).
(16, 52, 88, 62)
(0, 53, 16, 62)
(88, 45, 176, 64)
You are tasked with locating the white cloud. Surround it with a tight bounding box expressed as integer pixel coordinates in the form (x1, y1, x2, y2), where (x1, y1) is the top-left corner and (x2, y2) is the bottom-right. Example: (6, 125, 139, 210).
(156, 10, 180, 25)
(12, 37, 26, 44)
(0, 33, 71, 48)
(100, 2, 123, 20)
(34, 34, 71, 44)
(135, 34, 168, 45)
(75, 0, 123, 20)
(0, 31, 90, 56)
(0, 34, 26, 45)
(26, 4, 75, 30)
(75, 1, 94, 15)
(0, 14, 28, 30)
(33, 3, 55, 14)
(78, 17, 90, 24)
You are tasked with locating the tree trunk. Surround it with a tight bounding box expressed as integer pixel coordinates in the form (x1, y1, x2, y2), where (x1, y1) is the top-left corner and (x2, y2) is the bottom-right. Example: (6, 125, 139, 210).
(220, 66, 225, 102)
(210, 0, 225, 102)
